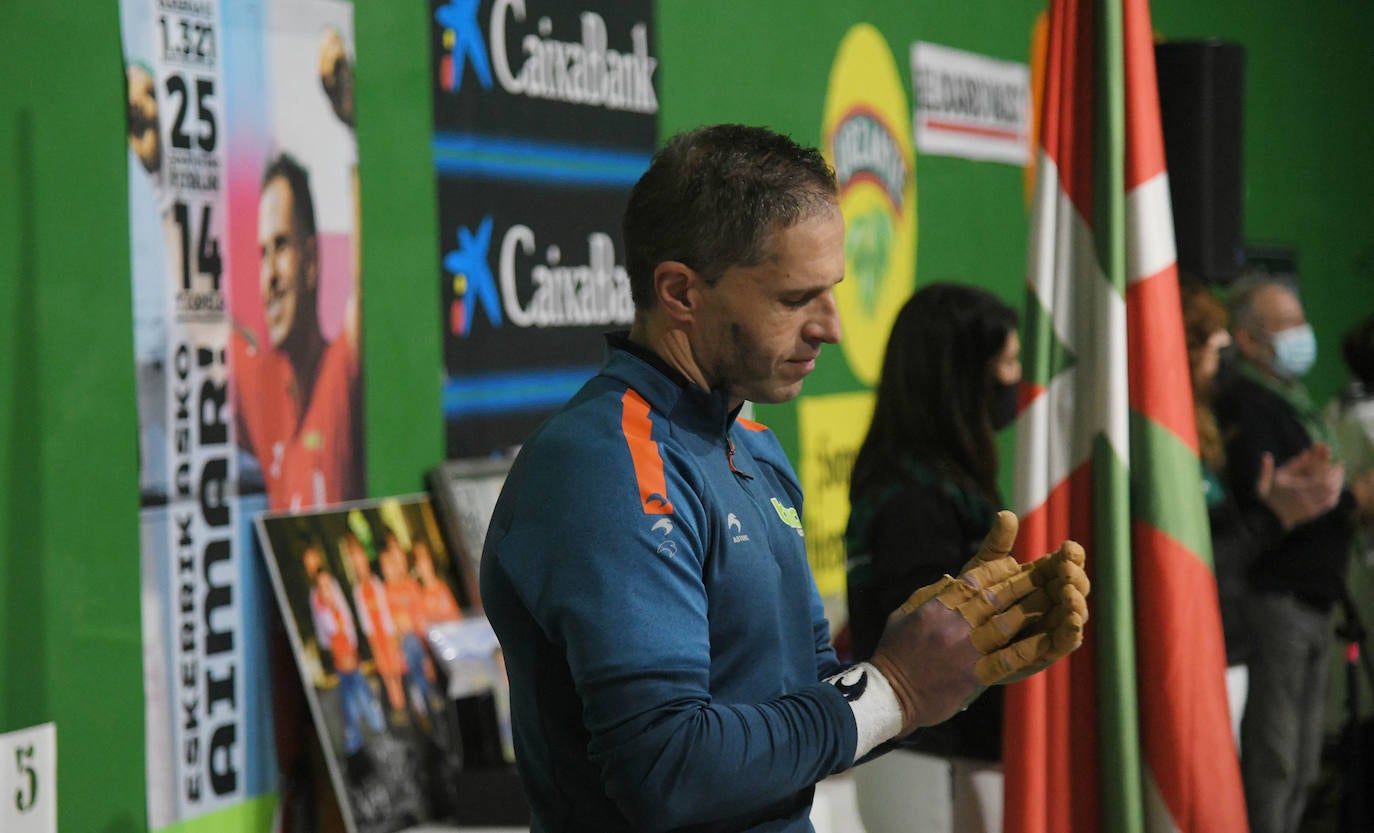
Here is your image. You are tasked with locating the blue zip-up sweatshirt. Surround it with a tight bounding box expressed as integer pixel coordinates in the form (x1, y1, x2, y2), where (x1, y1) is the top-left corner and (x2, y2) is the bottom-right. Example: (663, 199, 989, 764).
(480, 337, 857, 832)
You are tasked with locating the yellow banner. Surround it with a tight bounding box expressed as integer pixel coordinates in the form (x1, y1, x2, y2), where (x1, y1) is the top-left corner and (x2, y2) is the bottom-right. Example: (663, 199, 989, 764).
(798, 391, 874, 612)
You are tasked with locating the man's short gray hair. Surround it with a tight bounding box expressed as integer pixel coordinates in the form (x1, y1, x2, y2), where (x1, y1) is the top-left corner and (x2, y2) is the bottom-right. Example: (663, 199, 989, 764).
(1227, 273, 1299, 335)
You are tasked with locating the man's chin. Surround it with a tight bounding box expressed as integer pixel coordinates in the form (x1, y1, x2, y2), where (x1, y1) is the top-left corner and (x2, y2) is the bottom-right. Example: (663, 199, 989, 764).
(741, 381, 807, 406)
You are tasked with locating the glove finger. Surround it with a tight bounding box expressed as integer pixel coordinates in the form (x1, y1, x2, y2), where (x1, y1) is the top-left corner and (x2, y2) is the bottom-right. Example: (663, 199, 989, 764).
(976, 606, 1086, 686)
(956, 556, 1024, 599)
(1040, 596, 1087, 648)
(976, 632, 1052, 686)
(973, 579, 1089, 653)
(1055, 540, 1086, 568)
(1053, 561, 1091, 600)
(966, 510, 1018, 568)
(1045, 544, 1089, 596)
(1043, 581, 1089, 626)
(897, 576, 955, 617)
(898, 526, 1085, 632)
(954, 561, 1044, 625)
(1025, 541, 1088, 589)
(965, 566, 1091, 646)
(967, 588, 1053, 652)
(903, 554, 1022, 621)
(1054, 611, 1086, 653)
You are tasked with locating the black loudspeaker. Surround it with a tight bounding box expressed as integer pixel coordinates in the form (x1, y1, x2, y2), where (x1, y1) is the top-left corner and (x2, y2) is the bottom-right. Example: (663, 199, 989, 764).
(1155, 40, 1246, 283)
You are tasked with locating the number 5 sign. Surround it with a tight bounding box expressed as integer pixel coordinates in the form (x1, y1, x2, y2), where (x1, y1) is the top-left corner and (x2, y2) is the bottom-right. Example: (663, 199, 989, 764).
(0, 723, 55, 833)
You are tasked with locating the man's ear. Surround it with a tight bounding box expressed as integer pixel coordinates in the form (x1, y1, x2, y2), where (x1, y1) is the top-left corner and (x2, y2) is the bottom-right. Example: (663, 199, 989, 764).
(653, 260, 701, 324)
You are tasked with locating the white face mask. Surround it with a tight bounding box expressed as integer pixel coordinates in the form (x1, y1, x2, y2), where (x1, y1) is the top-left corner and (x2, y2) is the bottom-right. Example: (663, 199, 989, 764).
(1270, 323, 1317, 379)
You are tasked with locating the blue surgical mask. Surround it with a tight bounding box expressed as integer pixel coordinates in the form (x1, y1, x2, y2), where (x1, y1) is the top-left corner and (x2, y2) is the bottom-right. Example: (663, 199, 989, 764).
(1270, 323, 1317, 379)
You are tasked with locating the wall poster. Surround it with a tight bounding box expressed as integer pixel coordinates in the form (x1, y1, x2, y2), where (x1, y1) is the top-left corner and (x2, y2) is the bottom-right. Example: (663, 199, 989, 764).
(120, 0, 366, 829)
(430, 0, 658, 458)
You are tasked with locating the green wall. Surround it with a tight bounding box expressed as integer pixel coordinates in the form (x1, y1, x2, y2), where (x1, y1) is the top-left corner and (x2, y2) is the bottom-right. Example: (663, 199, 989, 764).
(1, 1, 1371, 830)
(354, 2, 445, 494)
(1150, 4, 1374, 403)
(2, 5, 146, 832)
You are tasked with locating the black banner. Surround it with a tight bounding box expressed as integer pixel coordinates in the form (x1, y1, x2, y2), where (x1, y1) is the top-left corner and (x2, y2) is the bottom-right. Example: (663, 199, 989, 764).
(430, 0, 657, 458)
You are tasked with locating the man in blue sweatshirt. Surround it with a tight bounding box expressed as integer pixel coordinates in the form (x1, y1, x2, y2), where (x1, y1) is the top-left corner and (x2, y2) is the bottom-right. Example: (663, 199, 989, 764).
(480, 124, 1088, 832)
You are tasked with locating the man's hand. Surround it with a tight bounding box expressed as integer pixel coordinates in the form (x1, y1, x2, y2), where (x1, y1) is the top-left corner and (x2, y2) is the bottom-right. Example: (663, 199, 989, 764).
(1258, 445, 1345, 530)
(868, 511, 1089, 734)
(318, 28, 355, 127)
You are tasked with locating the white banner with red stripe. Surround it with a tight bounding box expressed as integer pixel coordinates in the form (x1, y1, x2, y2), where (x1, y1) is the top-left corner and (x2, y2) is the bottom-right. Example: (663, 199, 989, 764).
(912, 41, 1032, 166)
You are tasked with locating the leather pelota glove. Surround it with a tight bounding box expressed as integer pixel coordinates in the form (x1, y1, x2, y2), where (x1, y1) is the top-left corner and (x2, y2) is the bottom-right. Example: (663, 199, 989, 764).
(870, 512, 1090, 733)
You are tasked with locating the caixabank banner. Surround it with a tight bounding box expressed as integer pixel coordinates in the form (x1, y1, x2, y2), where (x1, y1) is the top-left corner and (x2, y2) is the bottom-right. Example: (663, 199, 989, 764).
(430, 0, 657, 457)
(120, 0, 365, 828)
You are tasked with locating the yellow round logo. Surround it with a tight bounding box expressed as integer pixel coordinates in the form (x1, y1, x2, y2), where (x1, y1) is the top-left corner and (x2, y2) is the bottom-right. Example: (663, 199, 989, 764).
(822, 24, 917, 386)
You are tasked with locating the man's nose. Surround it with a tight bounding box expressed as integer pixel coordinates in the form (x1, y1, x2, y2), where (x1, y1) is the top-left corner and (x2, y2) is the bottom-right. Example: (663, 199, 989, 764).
(809, 291, 842, 344)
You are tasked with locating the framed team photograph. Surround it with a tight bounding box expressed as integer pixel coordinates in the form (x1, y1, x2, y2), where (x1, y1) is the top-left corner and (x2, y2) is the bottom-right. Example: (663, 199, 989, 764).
(256, 495, 470, 833)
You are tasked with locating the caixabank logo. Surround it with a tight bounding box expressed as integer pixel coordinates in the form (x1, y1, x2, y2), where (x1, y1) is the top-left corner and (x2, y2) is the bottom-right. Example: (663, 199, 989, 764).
(434, 0, 657, 114)
(438, 205, 637, 454)
(443, 214, 634, 337)
(822, 24, 917, 386)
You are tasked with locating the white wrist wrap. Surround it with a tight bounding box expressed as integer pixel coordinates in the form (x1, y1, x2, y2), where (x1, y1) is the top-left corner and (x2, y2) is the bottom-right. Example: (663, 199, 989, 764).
(825, 661, 903, 762)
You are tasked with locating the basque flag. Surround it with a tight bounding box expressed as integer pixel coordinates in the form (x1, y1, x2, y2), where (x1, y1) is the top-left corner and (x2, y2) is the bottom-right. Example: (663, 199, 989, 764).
(1003, 0, 1248, 831)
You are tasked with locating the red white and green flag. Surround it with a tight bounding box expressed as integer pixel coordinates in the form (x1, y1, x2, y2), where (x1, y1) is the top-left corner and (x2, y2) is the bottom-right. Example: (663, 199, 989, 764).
(1004, 0, 1248, 831)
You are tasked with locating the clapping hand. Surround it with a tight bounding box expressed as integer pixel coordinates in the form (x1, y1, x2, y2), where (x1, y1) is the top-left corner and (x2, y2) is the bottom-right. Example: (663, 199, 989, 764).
(869, 511, 1089, 734)
(1258, 444, 1344, 530)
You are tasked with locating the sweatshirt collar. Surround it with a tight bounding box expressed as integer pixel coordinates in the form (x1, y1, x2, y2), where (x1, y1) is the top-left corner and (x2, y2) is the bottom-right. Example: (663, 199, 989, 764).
(602, 332, 740, 433)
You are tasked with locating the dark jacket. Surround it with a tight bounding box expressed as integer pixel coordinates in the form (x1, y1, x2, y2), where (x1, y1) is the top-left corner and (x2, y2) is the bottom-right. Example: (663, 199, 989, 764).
(1203, 464, 1283, 664)
(845, 462, 1003, 761)
(1213, 366, 1355, 612)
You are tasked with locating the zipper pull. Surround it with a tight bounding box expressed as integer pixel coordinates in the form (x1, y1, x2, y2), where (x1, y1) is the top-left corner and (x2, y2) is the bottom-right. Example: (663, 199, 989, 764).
(727, 439, 753, 480)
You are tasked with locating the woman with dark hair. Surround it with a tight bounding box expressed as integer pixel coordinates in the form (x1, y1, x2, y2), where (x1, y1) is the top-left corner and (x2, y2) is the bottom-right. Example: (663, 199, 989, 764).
(845, 282, 1021, 833)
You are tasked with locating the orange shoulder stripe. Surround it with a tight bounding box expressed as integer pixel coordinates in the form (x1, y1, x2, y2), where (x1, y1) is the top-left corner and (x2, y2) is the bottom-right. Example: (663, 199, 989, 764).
(735, 417, 769, 433)
(620, 390, 674, 515)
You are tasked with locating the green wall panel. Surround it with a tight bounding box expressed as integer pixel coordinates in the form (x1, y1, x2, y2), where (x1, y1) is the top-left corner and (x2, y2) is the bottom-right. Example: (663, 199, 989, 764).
(355, 0, 446, 496)
(1, 5, 147, 832)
